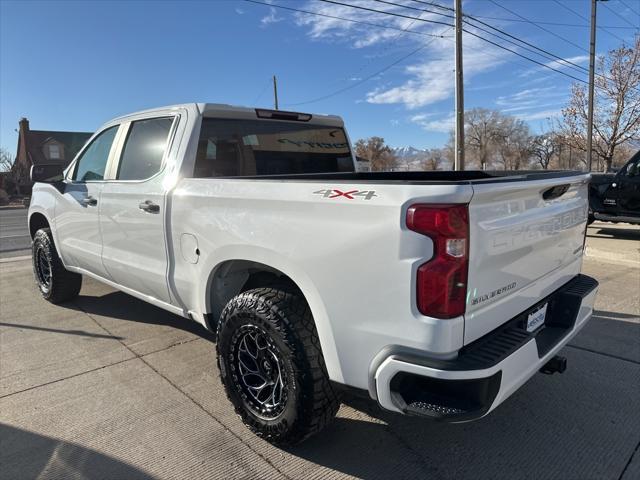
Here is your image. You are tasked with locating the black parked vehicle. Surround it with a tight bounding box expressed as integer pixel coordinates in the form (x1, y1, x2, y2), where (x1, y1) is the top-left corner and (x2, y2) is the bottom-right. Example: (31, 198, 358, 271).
(589, 150, 640, 225)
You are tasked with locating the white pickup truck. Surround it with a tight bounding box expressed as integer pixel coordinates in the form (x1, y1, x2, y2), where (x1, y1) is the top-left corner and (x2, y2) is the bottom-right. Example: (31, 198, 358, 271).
(29, 103, 598, 445)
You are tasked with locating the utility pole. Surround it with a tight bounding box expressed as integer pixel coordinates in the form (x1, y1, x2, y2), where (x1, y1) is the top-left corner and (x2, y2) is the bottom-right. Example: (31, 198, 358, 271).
(273, 75, 279, 110)
(586, 0, 606, 172)
(454, 0, 465, 171)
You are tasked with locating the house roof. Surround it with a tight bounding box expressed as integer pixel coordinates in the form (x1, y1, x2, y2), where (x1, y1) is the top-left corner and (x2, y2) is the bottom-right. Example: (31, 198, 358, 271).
(21, 129, 93, 166)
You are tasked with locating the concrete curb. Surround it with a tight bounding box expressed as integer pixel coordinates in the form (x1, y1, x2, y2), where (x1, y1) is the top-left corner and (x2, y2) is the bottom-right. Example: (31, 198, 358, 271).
(585, 246, 640, 266)
(0, 255, 31, 263)
(0, 205, 27, 210)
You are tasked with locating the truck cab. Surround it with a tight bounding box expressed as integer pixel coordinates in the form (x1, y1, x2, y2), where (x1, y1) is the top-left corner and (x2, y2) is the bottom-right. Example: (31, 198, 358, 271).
(589, 150, 640, 224)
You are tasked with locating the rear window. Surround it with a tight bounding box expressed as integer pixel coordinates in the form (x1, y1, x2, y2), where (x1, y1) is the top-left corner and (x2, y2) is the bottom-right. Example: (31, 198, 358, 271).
(193, 118, 354, 177)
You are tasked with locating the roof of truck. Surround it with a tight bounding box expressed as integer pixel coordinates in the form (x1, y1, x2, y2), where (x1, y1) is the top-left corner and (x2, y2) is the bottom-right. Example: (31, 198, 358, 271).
(108, 103, 344, 127)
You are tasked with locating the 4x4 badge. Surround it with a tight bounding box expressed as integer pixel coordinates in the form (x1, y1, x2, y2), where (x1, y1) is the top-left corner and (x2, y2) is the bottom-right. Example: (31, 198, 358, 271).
(313, 189, 377, 200)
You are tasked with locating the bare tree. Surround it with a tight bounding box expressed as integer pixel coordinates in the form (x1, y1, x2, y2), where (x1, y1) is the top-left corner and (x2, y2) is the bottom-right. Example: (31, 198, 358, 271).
(0, 148, 13, 172)
(422, 148, 446, 170)
(354, 136, 398, 171)
(464, 108, 503, 170)
(530, 135, 558, 170)
(495, 117, 531, 170)
(0, 148, 23, 195)
(561, 36, 640, 171)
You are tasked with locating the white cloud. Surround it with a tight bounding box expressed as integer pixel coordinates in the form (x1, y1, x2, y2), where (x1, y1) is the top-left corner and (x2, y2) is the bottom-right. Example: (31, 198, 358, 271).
(411, 112, 455, 133)
(519, 55, 589, 78)
(287, 2, 514, 109)
(365, 36, 507, 109)
(500, 102, 562, 113)
(235, 8, 244, 15)
(293, 0, 445, 48)
(495, 87, 568, 118)
(261, 4, 283, 26)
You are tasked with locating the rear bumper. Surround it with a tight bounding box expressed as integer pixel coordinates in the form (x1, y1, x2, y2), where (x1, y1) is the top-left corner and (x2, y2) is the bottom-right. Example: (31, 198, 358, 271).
(373, 274, 598, 421)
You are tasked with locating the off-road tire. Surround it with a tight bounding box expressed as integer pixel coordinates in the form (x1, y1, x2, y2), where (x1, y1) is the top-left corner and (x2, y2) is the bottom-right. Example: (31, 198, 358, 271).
(32, 228, 82, 303)
(216, 287, 339, 445)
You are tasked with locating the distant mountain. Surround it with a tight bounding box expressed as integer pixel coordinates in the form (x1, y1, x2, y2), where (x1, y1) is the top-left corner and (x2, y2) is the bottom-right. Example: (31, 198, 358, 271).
(390, 145, 452, 171)
(392, 146, 428, 159)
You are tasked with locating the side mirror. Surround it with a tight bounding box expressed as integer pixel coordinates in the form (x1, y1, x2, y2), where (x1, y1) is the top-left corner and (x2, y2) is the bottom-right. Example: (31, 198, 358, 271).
(30, 164, 65, 184)
(627, 163, 639, 177)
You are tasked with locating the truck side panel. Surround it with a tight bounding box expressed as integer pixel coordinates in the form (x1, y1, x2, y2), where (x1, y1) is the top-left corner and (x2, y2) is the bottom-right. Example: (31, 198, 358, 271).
(169, 179, 473, 386)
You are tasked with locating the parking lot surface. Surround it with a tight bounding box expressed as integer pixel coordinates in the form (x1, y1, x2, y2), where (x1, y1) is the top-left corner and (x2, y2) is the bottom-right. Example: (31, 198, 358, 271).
(0, 208, 30, 258)
(1, 222, 639, 480)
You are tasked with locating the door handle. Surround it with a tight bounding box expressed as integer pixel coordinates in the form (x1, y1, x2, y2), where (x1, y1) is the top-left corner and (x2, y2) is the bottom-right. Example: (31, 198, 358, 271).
(82, 196, 98, 206)
(139, 200, 160, 213)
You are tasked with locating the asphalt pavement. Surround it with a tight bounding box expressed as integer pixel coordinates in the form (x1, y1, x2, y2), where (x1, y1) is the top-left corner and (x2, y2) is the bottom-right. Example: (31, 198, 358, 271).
(0, 220, 638, 480)
(0, 207, 29, 258)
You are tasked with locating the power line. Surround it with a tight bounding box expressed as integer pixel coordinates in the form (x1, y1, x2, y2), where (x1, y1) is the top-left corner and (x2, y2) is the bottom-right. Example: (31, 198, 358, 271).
(246, 0, 624, 104)
(242, 0, 450, 39)
(603, 1, 640, 29)
(550, 0, 628, 43)
(453, 15, 638, 29)
(410, 0, 639, 29)
(407, 0, 453, 13)
(460, 0, 638, 92)
(486, 0, 589, 53)
(251, 77, 272, 105)
(617, 0, 640, 17)
(315, 0, 591, 85)
(316, 0, 609, 85)
(461, 28, 589, 85)
(287, 36, 445, 106)
(331, 9, 428, 86)
(465, 22, 590, 77)
(401, 0, 593, 76)
(322, 0, 592, 85)
(314, 0, 454, 28)
(244, 0, 453, 106)
(373, 0, 454, 20)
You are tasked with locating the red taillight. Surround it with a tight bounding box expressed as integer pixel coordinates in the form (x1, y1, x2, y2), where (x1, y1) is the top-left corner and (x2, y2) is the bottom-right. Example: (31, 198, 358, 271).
(406, 204, 469, 319)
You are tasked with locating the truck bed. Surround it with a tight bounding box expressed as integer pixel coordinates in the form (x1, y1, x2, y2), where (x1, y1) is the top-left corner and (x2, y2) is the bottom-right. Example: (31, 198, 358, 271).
(231, 170, 586, 184)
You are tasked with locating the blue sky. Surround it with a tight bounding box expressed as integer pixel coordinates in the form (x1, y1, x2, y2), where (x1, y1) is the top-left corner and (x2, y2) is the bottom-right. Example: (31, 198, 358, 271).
(1, 0, 638, 154)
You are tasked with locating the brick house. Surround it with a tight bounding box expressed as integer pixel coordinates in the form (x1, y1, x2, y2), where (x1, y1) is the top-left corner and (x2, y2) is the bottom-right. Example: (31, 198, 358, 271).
(9, 117, 92, 194)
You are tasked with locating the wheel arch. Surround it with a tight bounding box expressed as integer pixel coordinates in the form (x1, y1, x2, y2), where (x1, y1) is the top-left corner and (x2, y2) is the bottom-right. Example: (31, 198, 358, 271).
(202, 255, 344, 383)
(29, 211, 50, 239)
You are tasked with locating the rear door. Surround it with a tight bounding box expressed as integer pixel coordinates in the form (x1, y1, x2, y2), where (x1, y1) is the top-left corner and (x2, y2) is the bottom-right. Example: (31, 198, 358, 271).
(100, 115, 178, 304)
(55, 125, 120, 277)
(465, 174, 590, 343)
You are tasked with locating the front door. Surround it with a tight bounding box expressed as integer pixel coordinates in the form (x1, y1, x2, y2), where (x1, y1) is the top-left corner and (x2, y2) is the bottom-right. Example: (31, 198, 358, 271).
(616, 154, 640, 217)
(55, 125, 119, 277)
(100, 116, 176, 304)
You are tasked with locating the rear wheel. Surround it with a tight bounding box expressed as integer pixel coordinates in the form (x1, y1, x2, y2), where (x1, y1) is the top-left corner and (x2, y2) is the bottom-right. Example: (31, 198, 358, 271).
(32, 228, 82, 304)
(216, 287, 339, 445)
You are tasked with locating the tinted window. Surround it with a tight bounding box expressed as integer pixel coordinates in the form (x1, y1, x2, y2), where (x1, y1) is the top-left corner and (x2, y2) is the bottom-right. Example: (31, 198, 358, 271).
(625, 156, 640, 177)
(193, 118, 354, 178)
(72, 126, 118, 181)
(117, 117, 174, 180)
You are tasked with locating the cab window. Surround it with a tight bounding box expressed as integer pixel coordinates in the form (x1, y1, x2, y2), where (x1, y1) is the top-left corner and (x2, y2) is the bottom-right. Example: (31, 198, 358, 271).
(72, 126, 118, 181)
(116, 117, 174, 180)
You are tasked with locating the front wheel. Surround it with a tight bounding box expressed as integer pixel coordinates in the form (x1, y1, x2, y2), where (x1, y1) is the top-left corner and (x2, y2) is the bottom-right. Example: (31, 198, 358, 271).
(32, 228, 82, 304)
(216, 287, 339, 445)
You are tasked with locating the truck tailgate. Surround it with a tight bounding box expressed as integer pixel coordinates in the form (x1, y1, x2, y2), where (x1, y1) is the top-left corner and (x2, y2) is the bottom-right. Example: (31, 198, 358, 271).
(465, 174, 590, 344)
